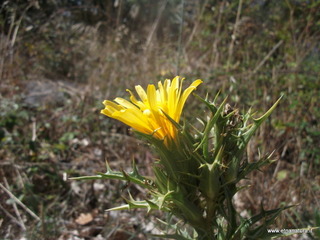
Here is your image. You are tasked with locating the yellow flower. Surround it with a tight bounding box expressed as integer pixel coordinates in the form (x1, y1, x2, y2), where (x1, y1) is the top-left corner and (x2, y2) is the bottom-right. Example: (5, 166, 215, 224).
(101, 76, 202, 145)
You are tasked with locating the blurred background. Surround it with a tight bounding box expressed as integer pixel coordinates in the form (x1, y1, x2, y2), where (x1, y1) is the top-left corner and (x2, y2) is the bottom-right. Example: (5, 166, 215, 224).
(0, 0, 319, 239)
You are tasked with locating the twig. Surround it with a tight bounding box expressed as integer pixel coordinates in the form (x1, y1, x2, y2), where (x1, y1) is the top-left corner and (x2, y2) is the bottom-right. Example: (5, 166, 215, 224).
(251, 40, 284, 75)
(176, 0, 185, 75)
(272, 158, 282, 179)
(226, 0, 243, 70)
(145, 0, 168, 50)
(284, 0, 298, 62)
(0, 203, 26, 230)
(185, 0, 209, 48)
(0, 183, 41, 221)
(2, 175, 26, 230)
(211, 1, 225, 69)
(116, 0, 123, 28)
(14, 166, 25, 189)
(31, 117, 37, 141)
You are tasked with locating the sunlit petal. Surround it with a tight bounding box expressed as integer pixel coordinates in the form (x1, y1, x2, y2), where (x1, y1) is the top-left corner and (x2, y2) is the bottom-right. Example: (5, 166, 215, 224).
(114, 97, 139, 110)
(147, 84, 157, 110)
(127, 89, 146, 110)
(103, 100, 125, 111)
(135, 85, 148, 103)
(101, 77, 202, 147)
(176, 79, 203, 120)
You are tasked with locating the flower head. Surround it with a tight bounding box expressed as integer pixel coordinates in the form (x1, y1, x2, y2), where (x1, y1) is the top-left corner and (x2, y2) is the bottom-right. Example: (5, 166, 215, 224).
(101, 76, 202, 146)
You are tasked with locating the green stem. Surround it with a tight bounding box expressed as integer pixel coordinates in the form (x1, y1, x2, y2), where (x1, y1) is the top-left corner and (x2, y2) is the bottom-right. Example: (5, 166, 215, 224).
(206, 199, 216, 235)
(190, 200, 217, 240)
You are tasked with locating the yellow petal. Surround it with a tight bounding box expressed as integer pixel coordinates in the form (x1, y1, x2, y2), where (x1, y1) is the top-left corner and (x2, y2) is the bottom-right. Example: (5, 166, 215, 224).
(158, 81, 168, 103)
(147, 84, 157, 110)
(126, 89, 139, 105)
(101, 77, 202, 147)
(114, 97, 139, 110)
(101, 108, 113, 117)
(113, 109, 152, 133)
(135, 85, 148, 103)
(168, 77, 179, 109)
(102, 100, 125, 111)
(127, 89, 146, 110)
(176, 79, 203, 120)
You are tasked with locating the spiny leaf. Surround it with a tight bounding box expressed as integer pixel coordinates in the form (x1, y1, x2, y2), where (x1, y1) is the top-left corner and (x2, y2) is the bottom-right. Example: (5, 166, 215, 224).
(106, 198, 160, 212)
(231, 205, 295, 239)
(194, 94, 219, 114)
(237, 152, 275, 181)
(195, 97, 228, 160)
(242, 96, 283, 147)
(70, 160, 152, 189)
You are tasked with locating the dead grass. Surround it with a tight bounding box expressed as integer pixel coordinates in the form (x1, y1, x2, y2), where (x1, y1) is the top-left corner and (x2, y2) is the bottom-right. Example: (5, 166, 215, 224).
(0, 1, 319, 239)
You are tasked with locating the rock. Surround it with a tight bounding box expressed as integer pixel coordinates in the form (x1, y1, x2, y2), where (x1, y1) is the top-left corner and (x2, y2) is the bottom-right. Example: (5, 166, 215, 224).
(23, 79, 72, 108)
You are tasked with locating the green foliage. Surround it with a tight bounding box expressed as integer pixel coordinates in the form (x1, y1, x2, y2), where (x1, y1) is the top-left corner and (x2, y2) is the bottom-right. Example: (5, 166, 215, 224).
(76, 94, 295, 239)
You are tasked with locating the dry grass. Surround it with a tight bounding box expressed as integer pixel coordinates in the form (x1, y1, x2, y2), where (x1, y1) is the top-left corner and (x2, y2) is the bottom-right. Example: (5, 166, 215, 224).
(0, 1, 319, 239)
